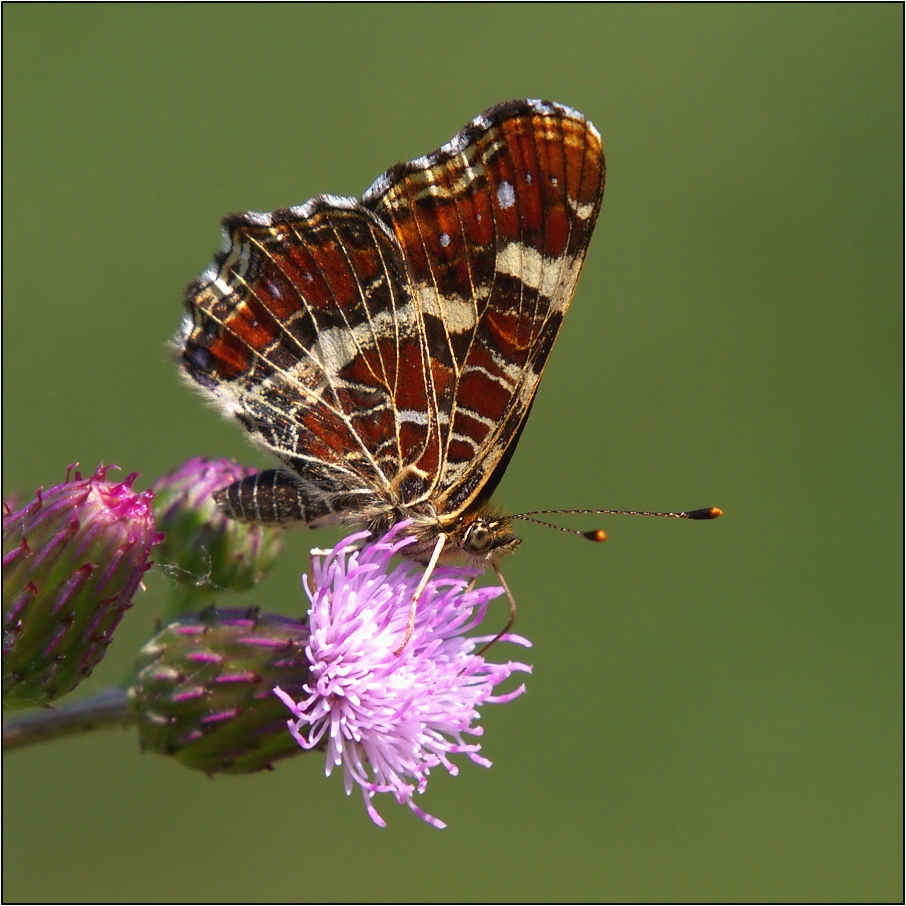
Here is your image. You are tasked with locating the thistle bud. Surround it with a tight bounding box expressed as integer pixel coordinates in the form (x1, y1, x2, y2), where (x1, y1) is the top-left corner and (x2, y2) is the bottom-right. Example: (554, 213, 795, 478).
(3, 465, 161, 710)
(151, 458, 283, 615)
(129, 607, 309, 774)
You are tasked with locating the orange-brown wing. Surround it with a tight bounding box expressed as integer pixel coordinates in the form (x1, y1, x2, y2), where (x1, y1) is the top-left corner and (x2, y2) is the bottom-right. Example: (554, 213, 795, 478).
(178, 100, 604, 528)
(363, 99, 605, 520)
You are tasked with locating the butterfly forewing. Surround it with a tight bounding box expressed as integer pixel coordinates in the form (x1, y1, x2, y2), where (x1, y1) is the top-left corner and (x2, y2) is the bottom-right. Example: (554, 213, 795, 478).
(362, 101, 605, 517)
(178, 99, 605, 545)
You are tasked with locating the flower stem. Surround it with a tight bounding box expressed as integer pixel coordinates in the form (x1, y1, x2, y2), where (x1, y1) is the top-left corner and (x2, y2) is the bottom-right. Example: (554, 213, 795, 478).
(2, 686, 134, 752)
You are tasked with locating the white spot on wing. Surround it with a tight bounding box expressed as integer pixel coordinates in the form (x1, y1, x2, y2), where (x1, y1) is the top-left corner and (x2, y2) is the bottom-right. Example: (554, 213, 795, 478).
(414, 287, 479, 333)
(439, 232, 451, 248)
(397, 409, 450, 427)
(317, 326, 367, 373)
(311, 301, 423, 375)
(212, 277, 234, 298)
(567, 196, 596, 219)
(397, 408, 429, 427)
(497, 180, 516, 210)
(265, 277, 283, 299)
(495, 243, 580, 307)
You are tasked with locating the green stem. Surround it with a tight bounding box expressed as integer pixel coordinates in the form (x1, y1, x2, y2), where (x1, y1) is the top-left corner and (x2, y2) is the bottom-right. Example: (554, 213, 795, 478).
(2, 686, 134, 751)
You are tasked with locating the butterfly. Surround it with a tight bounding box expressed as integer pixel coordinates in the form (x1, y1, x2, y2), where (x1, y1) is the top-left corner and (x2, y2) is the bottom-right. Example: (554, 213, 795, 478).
(177, 99, 717, 646)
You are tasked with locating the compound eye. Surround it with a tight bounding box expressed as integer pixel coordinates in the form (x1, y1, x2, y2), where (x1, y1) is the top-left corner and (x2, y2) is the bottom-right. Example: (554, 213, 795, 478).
(465, 522, 495, 554)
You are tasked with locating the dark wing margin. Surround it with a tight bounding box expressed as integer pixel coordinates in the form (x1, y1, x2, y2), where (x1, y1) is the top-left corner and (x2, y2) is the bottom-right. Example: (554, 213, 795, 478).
(363, 99, 606, 520)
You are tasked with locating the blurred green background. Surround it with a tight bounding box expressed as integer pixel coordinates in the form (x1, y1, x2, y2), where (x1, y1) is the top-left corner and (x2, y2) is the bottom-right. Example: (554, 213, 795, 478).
(3, 5, 901, 902)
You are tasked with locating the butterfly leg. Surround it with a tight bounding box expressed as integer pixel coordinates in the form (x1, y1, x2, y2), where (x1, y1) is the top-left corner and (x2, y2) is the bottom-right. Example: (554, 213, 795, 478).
(394, 533, 447, 656)
(476, 563, 518, 656)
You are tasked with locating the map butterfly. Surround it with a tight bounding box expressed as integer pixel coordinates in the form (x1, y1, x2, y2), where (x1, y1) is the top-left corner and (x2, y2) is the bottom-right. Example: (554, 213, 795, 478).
(177, 99, 719, 642)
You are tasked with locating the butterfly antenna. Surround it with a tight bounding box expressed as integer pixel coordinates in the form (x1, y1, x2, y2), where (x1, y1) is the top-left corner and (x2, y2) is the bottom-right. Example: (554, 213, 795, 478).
(511, 506, 722, 540)
(508, 514, 609, 542)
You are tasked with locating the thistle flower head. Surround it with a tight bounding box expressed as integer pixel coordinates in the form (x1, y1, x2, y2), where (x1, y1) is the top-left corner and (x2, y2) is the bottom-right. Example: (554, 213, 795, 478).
(129, 607, 310, 774)
(151, 458, 283, 615)
(275, 522, 531, 828)
(3, 464, 161, 709)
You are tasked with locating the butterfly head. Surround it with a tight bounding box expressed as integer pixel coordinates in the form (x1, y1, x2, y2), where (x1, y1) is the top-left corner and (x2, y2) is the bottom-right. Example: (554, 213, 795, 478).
(447, 506, 522, 566)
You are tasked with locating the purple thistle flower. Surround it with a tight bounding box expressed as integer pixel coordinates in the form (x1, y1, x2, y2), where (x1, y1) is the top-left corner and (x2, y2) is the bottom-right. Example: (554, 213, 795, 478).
(274, 522, 531, 829)
(3, 464, 162, 709)
(151, 458, 283, 615)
